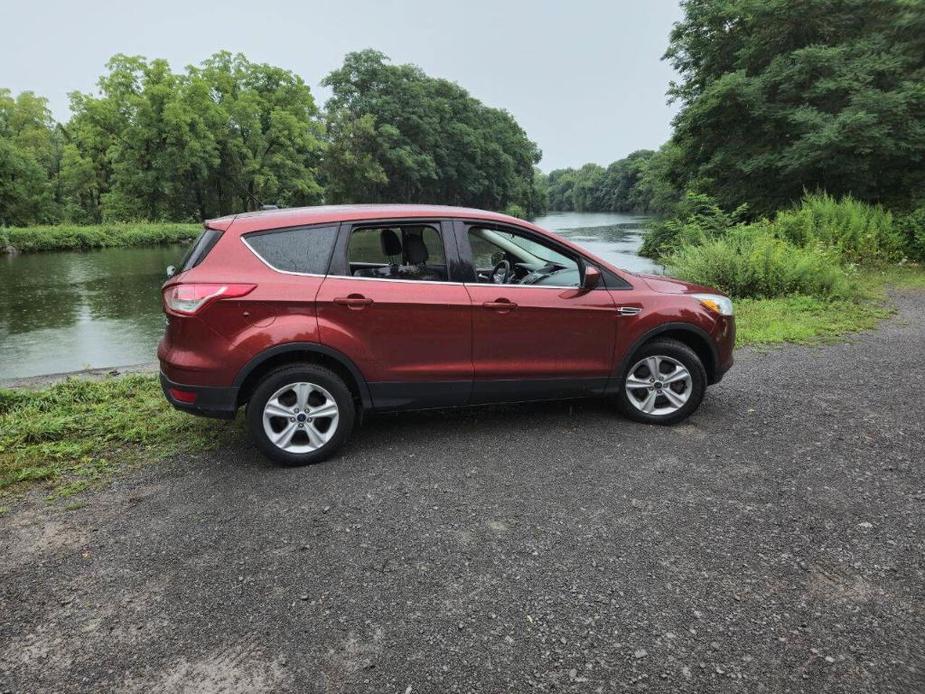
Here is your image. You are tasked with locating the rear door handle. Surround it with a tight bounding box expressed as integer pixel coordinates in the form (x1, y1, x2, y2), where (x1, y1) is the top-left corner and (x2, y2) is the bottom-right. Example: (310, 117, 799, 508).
(482, 299, 517, 312)
(333, 295, 373, 309)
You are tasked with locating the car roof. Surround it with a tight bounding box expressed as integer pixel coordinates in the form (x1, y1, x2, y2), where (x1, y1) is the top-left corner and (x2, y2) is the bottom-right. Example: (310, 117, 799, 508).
(206, 204, 538, 235)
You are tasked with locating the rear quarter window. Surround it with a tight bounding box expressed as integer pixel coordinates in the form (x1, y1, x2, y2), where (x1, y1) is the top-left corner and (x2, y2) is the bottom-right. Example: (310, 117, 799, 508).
(179, 228, 223, 271)
(245, 225, 339, 274)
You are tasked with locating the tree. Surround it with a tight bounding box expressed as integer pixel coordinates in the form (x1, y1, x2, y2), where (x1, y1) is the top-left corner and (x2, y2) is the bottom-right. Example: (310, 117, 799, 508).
(540, 150, 665, 214)
(321, 50, 542, 213)
(0, 89, 59, 225)
(64, 52, 324, 222)
(666, 0, 925, 213)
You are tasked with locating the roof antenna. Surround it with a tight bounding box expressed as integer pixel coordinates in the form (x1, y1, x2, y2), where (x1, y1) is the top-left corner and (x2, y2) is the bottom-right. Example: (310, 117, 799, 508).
(261, 204, 279, 211)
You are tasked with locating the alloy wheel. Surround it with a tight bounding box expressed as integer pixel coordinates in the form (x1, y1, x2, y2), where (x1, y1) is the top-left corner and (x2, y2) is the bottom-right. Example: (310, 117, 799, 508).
(262, 381, 340, 453)
(624, 355, 693, 416)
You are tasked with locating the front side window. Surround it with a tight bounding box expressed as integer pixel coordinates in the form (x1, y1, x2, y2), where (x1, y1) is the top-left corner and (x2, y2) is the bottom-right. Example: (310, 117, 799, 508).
(468, 226, 581, 288)
(244, 225, 338, 274)
(344, 225, 448, 282)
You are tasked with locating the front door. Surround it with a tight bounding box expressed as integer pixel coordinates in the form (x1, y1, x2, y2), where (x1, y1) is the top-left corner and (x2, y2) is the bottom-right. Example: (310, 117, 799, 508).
(460, 222, 617, 402)
(316, 220, 472, 409)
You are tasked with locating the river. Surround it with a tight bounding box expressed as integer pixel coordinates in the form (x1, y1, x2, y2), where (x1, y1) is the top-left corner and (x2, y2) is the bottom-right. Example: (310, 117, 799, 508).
(0, 212, 658, 379)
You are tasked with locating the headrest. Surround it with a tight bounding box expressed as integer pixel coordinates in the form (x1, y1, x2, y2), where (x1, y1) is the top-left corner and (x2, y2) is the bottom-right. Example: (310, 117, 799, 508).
(380, 228, 402, 257)
(404, 234, 429, 264)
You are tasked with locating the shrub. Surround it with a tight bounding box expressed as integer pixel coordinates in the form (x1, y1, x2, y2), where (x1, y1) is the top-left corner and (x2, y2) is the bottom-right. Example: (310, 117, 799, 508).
(2, 222, 200, 253)
(502, 203, 527, 219)
(773, 193, 905, 263)
(895, 207, 925, 262)
(665, 225, 851, 299)
(640, 191, 747, 259)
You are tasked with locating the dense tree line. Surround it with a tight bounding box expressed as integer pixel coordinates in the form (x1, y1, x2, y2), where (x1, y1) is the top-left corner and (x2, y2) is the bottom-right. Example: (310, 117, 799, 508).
(663, 0, 925, 216)
(0, 50, 544, 226)
(543, 147, 680, 214)
(322, 50, 544, 213)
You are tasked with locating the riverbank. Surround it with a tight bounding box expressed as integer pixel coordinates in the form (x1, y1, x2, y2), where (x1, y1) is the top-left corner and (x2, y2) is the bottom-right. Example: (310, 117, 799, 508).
(0, 374, 237, 502)
(1, 222, 200, 254)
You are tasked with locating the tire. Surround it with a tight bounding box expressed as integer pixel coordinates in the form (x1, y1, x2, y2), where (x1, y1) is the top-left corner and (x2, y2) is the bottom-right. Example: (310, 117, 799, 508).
(246, 363, 356, 465)
(616, 338, 706, 425)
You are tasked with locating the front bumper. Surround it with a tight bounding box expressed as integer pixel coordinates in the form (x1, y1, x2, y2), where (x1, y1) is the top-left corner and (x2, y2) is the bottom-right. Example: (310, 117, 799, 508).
(160, 372, 239, 420)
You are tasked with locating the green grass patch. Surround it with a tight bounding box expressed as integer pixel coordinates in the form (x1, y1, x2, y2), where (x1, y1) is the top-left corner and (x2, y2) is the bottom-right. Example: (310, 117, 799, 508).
(735, 296, 892, 347)
(1, 222, 201, 253)
(734, 264, 923, 346)
(0, 375, 239, 499)
(857, 264, 925, 291)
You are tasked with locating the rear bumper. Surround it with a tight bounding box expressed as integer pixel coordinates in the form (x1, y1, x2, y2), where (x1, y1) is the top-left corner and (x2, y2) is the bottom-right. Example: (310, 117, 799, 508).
(160, 372, 238, 420)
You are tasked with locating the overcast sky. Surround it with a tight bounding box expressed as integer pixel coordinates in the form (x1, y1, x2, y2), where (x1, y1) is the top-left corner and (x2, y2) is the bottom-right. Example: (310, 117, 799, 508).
(0, 0, 684, 171)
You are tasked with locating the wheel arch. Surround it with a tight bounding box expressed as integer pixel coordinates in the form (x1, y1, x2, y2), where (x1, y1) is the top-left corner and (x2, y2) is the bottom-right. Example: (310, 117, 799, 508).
(234, 342, 372, 410)
(617, 323, 719, 385)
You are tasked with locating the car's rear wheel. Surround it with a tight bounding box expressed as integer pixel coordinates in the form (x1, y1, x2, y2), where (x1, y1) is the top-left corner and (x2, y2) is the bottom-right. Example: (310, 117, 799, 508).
(246, 363, 355, 465)
(616, 339, 706, 425)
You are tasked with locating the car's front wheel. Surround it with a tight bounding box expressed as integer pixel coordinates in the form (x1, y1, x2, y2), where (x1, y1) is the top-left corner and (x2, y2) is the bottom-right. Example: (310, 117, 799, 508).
(246, 363, 356, 465)
(616, 338, 706, 425)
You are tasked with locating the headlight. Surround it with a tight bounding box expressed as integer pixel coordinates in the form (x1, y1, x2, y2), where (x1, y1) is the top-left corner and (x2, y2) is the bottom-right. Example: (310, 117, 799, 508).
(692, 293, 734, 316)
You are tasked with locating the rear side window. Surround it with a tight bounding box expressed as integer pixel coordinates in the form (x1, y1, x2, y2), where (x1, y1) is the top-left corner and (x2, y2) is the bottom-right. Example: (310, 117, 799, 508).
(245, 225, 338, 274)
(179, 228, 222, 271)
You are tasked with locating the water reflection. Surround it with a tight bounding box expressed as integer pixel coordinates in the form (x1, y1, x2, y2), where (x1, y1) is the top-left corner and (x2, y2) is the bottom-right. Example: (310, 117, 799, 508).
(0, 246, 183, 378)
(0, 213, 660, 379)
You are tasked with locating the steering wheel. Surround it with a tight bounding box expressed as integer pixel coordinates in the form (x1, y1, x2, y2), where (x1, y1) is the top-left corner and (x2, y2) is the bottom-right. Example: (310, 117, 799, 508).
(491, 259, 512, 284)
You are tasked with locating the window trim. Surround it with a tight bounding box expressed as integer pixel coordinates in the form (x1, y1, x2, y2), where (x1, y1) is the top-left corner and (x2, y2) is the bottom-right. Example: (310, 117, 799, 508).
(329, 219, 462, 283)
(179, 227, 223, 272)
(241, 223, 340, 277)
(454, 219, 634, 290)
(460, 220, 586, 290)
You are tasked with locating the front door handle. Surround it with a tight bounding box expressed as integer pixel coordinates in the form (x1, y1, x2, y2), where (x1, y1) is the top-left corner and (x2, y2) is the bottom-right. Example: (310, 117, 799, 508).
(482, 299, 517, 312)
(333, 294, 373, 309)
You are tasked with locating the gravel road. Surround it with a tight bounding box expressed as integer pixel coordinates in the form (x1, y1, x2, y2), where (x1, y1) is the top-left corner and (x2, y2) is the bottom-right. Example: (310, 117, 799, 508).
(2, 292, 923, 693)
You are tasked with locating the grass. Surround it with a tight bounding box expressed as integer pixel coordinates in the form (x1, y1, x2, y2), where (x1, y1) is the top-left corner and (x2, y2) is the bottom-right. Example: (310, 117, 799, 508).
(734, 264, 924, 346)
(0, 375, 239, 499)
(735, 296, 891, 346)
(1, 222, 201, 253)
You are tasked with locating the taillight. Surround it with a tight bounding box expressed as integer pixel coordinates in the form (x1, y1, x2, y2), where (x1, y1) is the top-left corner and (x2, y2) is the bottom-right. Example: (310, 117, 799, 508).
(163, 283, 256, 315)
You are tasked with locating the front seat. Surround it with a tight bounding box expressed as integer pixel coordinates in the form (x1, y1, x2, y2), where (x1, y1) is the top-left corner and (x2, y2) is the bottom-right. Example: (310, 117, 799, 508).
(354, 229, 403, 277)
(400, 234, 443, 281)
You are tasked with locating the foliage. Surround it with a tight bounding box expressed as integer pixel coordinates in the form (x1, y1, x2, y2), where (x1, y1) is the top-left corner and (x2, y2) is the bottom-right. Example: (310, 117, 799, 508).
(1, 222, 199, 253)
(895, 207, 925, 261)
(545, 149, 671, 213)
(665, 225, 851, 299)
(0, 375, 235, 497)
(0, 89, 60, 226)
(640, 191, 747, 258)
(734, 296, 891, 347)
(65, 52, 325, 222)
(773, 193, 906, 263)
(321, 50, 542, 214)
(666, 0, 925, 214)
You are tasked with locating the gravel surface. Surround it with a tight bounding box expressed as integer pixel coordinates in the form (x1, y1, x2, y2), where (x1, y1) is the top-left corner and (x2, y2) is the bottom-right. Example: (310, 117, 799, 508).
(2, 292, 923, 693)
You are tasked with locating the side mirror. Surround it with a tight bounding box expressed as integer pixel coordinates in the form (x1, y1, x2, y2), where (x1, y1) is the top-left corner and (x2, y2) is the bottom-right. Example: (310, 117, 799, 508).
(166, 265, 176, 279)
(582, 264, 601, 291)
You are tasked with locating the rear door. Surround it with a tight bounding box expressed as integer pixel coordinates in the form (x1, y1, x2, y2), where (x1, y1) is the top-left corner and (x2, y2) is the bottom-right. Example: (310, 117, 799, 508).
(457, 221, 617, 402)
(316, 219, 473, 409)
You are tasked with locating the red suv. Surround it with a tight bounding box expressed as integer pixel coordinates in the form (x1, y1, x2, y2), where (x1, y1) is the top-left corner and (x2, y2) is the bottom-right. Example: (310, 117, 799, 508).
(159, 205, 734, 465)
